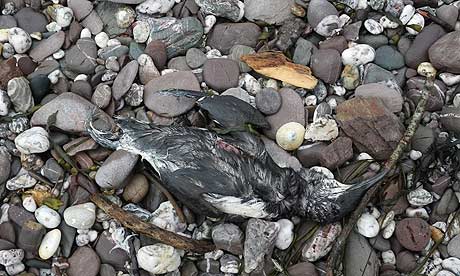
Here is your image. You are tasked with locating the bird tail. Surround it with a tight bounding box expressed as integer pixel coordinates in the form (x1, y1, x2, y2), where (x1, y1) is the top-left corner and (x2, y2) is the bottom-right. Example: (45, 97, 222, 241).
(345, 168, 389, 193)
(157, 89, 205, 99)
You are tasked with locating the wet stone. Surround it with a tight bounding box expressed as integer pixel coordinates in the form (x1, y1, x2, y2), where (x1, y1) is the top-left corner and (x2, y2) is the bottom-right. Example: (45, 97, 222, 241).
(212, 223, 244, 255)
(429, 31, 460, 74)
(255, 88, 282, 115)
(405, 24, 446, 69)
(374, 45, 405, 70)
(228, 45, 255, 73)
(207, 22, 261, 55)
(202, 59, 239, 92)
(395, 218, 430, 251)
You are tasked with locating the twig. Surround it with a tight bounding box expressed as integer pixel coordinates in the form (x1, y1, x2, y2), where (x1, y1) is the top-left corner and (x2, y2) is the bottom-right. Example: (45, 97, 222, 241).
(326, 77, 435, 276)
(143, 171, 187, 224)
(90, 193, 215, 253)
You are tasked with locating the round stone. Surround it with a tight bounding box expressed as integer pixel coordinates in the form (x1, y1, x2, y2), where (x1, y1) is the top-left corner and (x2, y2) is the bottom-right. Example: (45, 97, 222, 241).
(39, 229, 61, 260)
(185, 48, 207, 69)
(137, 244, 181, 274)
(122, 174, 149, 203)
(95, 32, 109, 48)
(395, 218, 430, 251)
(34, 205, 61, 229)
(14, 127, 50, 154)
(356, 213, 380, 238)
(63, 202, 96, 229)
(417, 62, 437, 78)
(255, 87, 281, 115)
(342, 44, 375, 66)
(275, 122, 306, 151)
(56, 6, 74, 28)
(202, 59, 240, 92)
(8, 27, 31, 54)
(374, 45, 405, 70)
(275, 219, 294, 250)
(133, 21, 150, 43)
(364, 19, 384, 35)
(396, 251, 417, 273)
(115, 7, 135, 28)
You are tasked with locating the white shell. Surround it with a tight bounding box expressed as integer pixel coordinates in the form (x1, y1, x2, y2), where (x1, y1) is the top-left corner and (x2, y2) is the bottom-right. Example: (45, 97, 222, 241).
(442, 257, 460, 275)
(39, 229, 61, 260)
(22, 196, 37, 212)
(406, 13, 425, 35)
(400, 5, 416, 25)
(356, 213, 380, 238)
(56, 6, 73, 27)
(342, 44, 375, 66)
(440, 73, 460, 86)
(14, 127, 50, 154)
(274, 219, 294, 250)
(8, 27, 32, 54)
(364, 19, 384, 34)
(6, 173, 37, 191)
(63, 202, 96, 229)
(133, 21, 150, 43)
(379, 16, 399, 29)
(382, 220, 396, 239)
(382, 250, 396, 264)
(149, 202, 186, 233)
(136, 0, 175, 14)
(407, 187, 434, 207)
(137, 244, 181, 274)
(406, 207, 429, 219)
(35, 205, 61, 229)
(276, 122, 305, 151)
(304, 118, 339, 142)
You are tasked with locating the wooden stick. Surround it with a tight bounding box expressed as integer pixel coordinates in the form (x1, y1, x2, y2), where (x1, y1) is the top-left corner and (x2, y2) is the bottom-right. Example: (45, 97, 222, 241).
(326, 77, 435, 275)
(90, 193, 215, 253)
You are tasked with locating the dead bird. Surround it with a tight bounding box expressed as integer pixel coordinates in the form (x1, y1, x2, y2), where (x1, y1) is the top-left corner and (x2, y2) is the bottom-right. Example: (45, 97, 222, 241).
(88, 115, 388, 224)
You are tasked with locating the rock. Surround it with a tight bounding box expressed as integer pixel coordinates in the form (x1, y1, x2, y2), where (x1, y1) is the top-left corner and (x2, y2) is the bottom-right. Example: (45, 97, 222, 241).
(7, 27, 31, 54)
(228, 45, 255, 72)
(244, 0, 294, 25)
(429, 31, 460, 74)
(354, 83, 403, 113)
(150, 201, 186, 233)
(344, 231, 379, 276)
(22, 196, 36, 213)
(255, 88, 281, 115)
(137, 244, 181, 274)
(396, 251, 417, 272)
(31, 92, 111, 133)
(244, 218, 280, 273)
(275, 219, 294, 250)
(98, 45, 129, 60)
(341, 64, 360, 90)
(63, 203, 96, 229)
(112, 60, 139, 100)
(400, 5, 415, 25)
(212, 223, 244, 255)
(264, 88, 305, 139)
(38, 229, 61, 260)
(434, 189, 458, 216)
(307, 0, 338, 28)
(138, 54, 160, 85)
(95, 149, 139, 189)
(207, 22, 261, 54)
(197, 259, 220, 273)
(16, 220, 45, 253)
(447, 234, 460, 258)
(35, 205, 61, 229)
(442, 257, 460, 275)
(304, 118, 339, 142)
(168, 56, 192, 71)
(0, 148, 11, 184)
(220, 254, 240, 273)
(364, 19, 384, 35)
(67, 246, 100, 276)
(406, 13, 425, 35)
(318, 137, 353, 169)
(407, 187, 433, 206)
(395, 218, 430, 251)
(185, 48, 207, 69)
(0, 249, 24, 266)
(196, 0, 244, 22)
(437, 5, 458, 29)
(123, 174, 149, 203)
(65, 38, 98, 74)
(95, 231, 129, 270)
(374, 45, 405, 70)
(276, 18, 308, 51)
(6, 173, 36, 191)
(343, 21, 362, 41)
(275, 122, 305, 151)
(261, 136, 302, 172)
(8, 206, 35, 227)
(314, 15, 341, 37)
(136, 0, 175, 14)
(14, 8, 47, 33)
(405, 24, 446, 69)
(342, 44, 375, 66)
(29, 75, 50, 103)
(336, 97, 404, 160)
(297, 143, 327, 168)
(440, 106, 460, 135)
(356, 213, 380, 238)
(29, 31, 65, 62)
(0, 90, 10, 116)
(0, 15, 16, 29)
(302, 223, 341, 262)
(144, 40, 167, 70)
(202, 59, 239, 92)
(144, 71, 201, 117)
(287, 262, 318, 276)
(0, 58, 23, 90)
(438, 270, 456, 276)
(133, 21, 150, 43)
(311, 49, 341, 84)
(7, 77, 33, 113)
(68, 0, 93, 21)
(406, 77, 445, 112)
(293, 38, 316, 66)
(14, 127, 49, 154)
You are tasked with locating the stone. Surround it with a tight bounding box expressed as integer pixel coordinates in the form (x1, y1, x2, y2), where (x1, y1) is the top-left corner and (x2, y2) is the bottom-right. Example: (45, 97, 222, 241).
(144, 40, 167, 70)
(31, 92, 111, 133)
(276, 18, 307, 50)
(307, 0, 338, 28)
(356, 213, 380, 238)
(440, 106, 460, 134)
(16, 220, 45, 253)
(0, 58, 23, 90)
(144, 71, 201, 117)
(207, 22, 261, 55)
(220, 254, 240, 273)
(35, 205, 61, 229)
(244, 218, 280, 273)
(150, 202, 186, 233)
(434, 189, 458, 216)
(22, 196, 36, 213)
(112, 60, 139, 100)
(141, 16, 203, 58)
(244, 0, 294, 25)
(437, 5, 458, 29)
(0, 90, 10, 116)
(95, 149, 139, 189)
(7, 77, 33, 113)
(405, 24, 446, 69)
(344, 231, 379, 276)
(63, 203, 96, 229)
(304, 118, 339, 142)
(8, 206, 35, 227)
(311, 49, 342, 84)
(135, 0, 175, 14)
(203, 59, 239, 92)
(429, 31, 460, 74)
(275, 219, 294, 250)
(406, 13, 425, 35)
(264, 88, 305, 139)
(396, 251, 417, 272)
(68, 0, 93, 21)
(343, 21, 362, 41)
(115, 6, 135, 28)
(168, 56, 192, 71)
(342, 44, 375, 66)
(406, 77, 445, 112)
(0, 148, 11, 184)
(302, 223, 341, 261)
(400, 5, 415, 25)
(275, 122, 305, 151)
(336, 97, 404, 160)
(354, 83, 403, 113)
(70, 80, 92, 100)
(314, 15, 341, 37)
(196, 0, 244, 22)
(374, 45, 405, 70)
(38, 229, 61, 260)
(318, 137, 353, 169)
(319, 36, 348, 53)
(0, 249, 24, 266)
(67, 246, 100, 276)
(255, 88, 281, 115)
(7, 27, 31, 54)
(137, 244, 181, 274)
(98, 45, 129, 60)
(186, 48, 207, 69)
(123, 174, 149, 203)
(228, 45, 255, 72)
(29, 75, 50, 103)
(442, 257, 460, 275)
(447, 234, 460, 258)
(14, 8, 47, 33)
(0, 15, 16, 29)
(95, 231, 129, 270)
(261, 136, 302, 172)
(212, 223, 244, 255)
(293, 38, 316, 66)
(395, 218, 430, 251)
(14, 127, 49, 154)
(287, 262, 318, 276)
(364, 18, 384, 34)
(65, 38, 98, 74)
(407, 187, 433, 206)
(29, 31, 65, 62)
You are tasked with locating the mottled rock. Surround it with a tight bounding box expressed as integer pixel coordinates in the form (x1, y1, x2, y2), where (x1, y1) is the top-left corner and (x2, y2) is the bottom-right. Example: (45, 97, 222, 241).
(212, 223, 244, 255)
(137, 244, 181, 274)
(7, 77, 33, 113)
(395, 218, 430, 251)
(293, 38, 316, 66)
(0, 58, 23, 90)
(429, 31, 460, 74)
(302, 223, 341, 261)
(207, 23, 260, 54)
(195, 0, 244, 22)
(244, 0, 295, 25)
(307, 0, 338, 28)
(95, 231, 129, 270)
(244, 219, 280, 273)
(14, 127, 49, 154)
(319, 137, 353, 169)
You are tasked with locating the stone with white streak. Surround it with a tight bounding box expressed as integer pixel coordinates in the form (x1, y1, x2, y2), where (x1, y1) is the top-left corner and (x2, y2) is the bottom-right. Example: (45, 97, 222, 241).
(8, 28, 31, 54)
(14, 127, 49, 154)
(315, 15, 342, 37)
(275, 219, 294, 250)
(56, 6, 73, 27)
(356, 213, 380, 238)
(7, 77, 34, 113)
(407, 187, 434, 207)
(342, 44, 376, 66)
(302, 222, 341, 262)
(440, 73, 460, 86)
(149, 202, 186, 233)
(63, 203, 96, 229)
(35, 205, 61, 228)
(39, 229, 61, 260)
(406, 13, 425, 35)
(137, 244, 181, 274)
(364, 19, 384, 34)
(400, 5, 415, 25)
(6, 173, 37, 190)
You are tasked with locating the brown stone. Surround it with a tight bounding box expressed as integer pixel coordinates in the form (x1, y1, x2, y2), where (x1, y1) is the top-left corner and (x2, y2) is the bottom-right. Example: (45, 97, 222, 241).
(395, 218, 430, 251)
(336, 97, 405, 160)
(319, 137, 353, 169)
(67, 246, 100, 276)
(145, 40, 167, 70)
(0, 58, 23, 90)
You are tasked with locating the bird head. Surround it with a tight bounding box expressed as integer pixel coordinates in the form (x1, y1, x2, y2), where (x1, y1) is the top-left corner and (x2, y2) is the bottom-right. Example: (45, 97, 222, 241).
(86, 110, 123, 149)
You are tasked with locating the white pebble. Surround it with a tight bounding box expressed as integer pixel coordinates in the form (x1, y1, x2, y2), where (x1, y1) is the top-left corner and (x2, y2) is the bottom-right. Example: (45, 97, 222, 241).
(409, 150, 422, 160)
(2, 43, 14, 59)
(302, 222, 341, 262)
(5, 262, 25, 275)
(75, 234, 90, 246)
(88, 230, 98, 242)
(48, 69, 61, 84)
(204, 15, 217, 34)
(381, 211, 395, 229)
(241, 73, 261, 95)
(95, 32, 109, 49)
(14, 127, 50, 154)
(115, 7, 136, 28)
(315, 15, 341, 37)
(74, 74, 88, 82)
(400, 5, 416, 25)
(56, 6, 73, 27)
(407, 187, 434, 207)
(382, 220, 396, 239)
(0, 29, 9, 42)
(135, 0, 175, 14)
(107, 38, 121, 47)
(80, 28, 91, 38)
(406, 207, 430, 219)
(0, 249, 23, 267)
(379, 16, 399, 29)
(206, 48, 222, 59)
(275, 219, 294, 250)
(338, 14, 351, 28)
(453, 94, 460, 108)
(440, 73, 460, 86)
(276, 122, 305, 151)
(357, 152, 373, 161)
(364, 19, 384, 34)
(332, 84, 346, 96)
(30, 32, 42, 41)
(137, 244, 181, 274)
(63, 202, 96, 229)
(39, 229, 61, 260)
(35, 205, 61, 229)
(0, 90, 9, 116)
(418, 62, 437, 78)
(46, 22, 62, 33)
(8, 27, 32, 54)
(52, 49, 65, 59)
(382, 250, 396, 264)
(356, 213, 380, 238)
(437, 270, 456, 276)
(304, 118, 339, 142)
(305, 95, 317, 106)
(342, 44, 375, 66)
(150, 202, 186, 233)
(22, 196, 37, 212)
(442, 257, 460, 275)
(133, 21, 150, 43)
(406, 13, 425, 35)
(6, 173, 37, 191)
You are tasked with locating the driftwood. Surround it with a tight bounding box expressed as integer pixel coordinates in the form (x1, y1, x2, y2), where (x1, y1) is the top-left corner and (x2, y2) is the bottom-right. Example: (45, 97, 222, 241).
(326, 77, 435, 275)
(90, 193, 215, 253)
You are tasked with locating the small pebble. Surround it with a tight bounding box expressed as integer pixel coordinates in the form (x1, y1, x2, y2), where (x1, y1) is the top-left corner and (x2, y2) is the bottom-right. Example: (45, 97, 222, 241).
(38, 229, 61, 260)
(356, 213, 380, 238)
(34, 205, 61, 229)
(276, 122, 305, 151)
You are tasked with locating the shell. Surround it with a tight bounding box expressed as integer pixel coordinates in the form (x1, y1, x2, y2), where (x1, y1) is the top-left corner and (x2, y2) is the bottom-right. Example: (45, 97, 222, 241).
(275, 122, 305, 151)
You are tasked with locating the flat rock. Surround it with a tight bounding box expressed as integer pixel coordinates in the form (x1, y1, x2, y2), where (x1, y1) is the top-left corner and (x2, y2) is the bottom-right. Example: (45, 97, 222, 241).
(202, 59, 239, 92)
(68, 0, 93, 21)
(64, 38, 98, 74)
(310, 49, 342, 84)
(244, 0, 295, 25)
(293, 38, 317, 66)
(29, 31, 65, 62)
(374, 45, 405, 70)
(0, 15, 16, 29)
(14, 7, 47, 33)
(67, 246, 100, 276)
(0, 58, 23, 90)
(429, 31, 460, 74)
(354, 83, 403, 113)
(307, 0, 338, 28)
(95, 231, 129, 270)
(336, 97, 404, 160)
(30, 92, 111, 133)
(395, 218, 430, 251)
(405, 24, 446, 69)
(144, 71, 201, 117)
(95, 149, 139, 189)
(319, 137, 353, 169)
(212, 223, 244, 255)
(207, 23, 261, 54)
(344, 231, 379, 276)
(112, 60, 139, 100)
